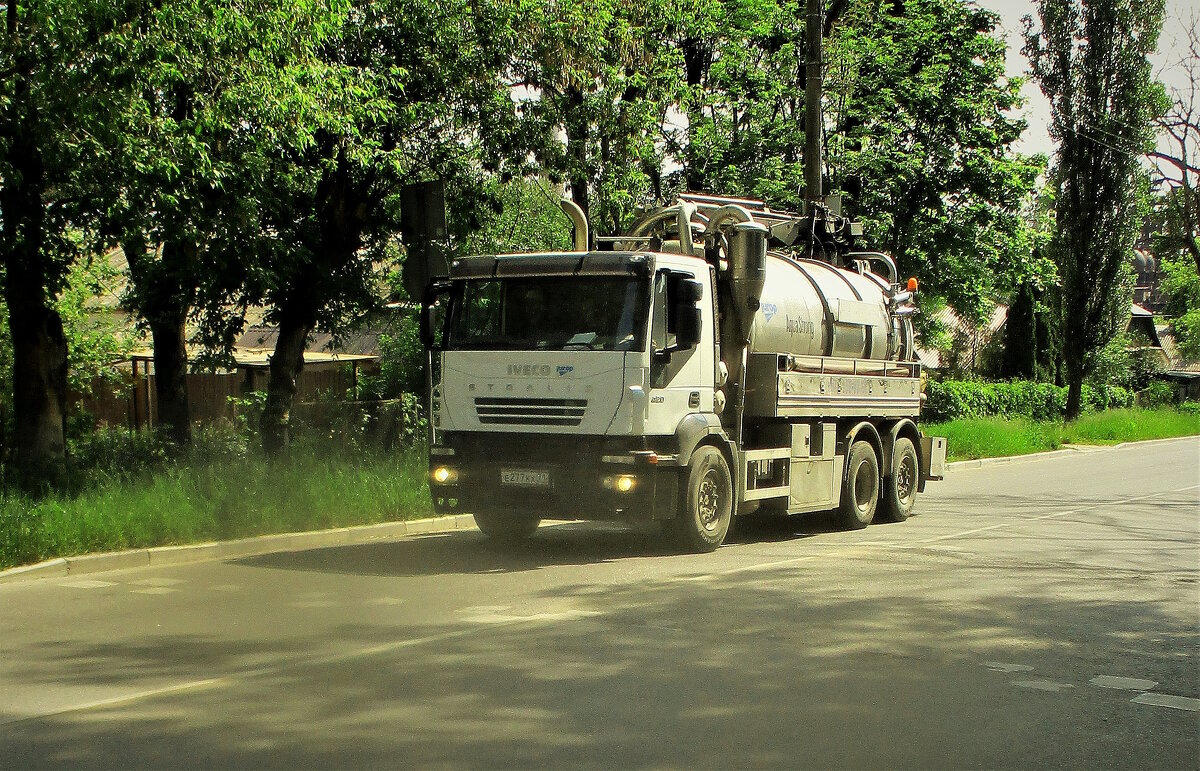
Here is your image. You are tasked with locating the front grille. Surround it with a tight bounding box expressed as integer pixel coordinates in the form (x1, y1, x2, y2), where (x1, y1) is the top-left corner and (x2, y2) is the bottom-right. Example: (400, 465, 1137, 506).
(474, 397, 588, 426)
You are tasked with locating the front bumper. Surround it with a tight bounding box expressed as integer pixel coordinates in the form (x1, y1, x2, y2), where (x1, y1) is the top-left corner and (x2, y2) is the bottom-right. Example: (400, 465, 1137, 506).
(428, 433, 678, 522)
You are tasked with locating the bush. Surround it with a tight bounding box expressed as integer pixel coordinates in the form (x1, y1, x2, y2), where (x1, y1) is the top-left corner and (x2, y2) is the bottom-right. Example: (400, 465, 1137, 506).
(924, 379, 1132, 422)
(1135, 380, 1177, 408)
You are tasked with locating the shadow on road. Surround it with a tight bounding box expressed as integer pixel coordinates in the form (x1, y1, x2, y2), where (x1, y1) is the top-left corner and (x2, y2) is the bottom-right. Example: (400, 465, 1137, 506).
(234, 510, 850, 579)
(4, 547, 1197, 768)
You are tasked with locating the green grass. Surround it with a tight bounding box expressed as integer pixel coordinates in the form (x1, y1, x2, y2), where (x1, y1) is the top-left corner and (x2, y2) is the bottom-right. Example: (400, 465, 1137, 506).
(0, 447, 433, 571)
(931, 407, 1200, 462)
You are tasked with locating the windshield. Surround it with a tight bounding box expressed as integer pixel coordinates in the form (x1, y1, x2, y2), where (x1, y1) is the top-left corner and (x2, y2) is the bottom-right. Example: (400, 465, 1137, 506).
(447, 276, 648, 351)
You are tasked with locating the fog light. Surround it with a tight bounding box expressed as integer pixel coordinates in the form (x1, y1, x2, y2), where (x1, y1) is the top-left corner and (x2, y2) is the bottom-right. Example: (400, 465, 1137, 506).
(604, 474, 636, 493)
(431, 466, 458, 485)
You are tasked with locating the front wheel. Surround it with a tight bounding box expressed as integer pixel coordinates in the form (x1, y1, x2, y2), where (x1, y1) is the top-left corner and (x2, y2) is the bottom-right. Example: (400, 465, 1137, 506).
(473, 510, 540, 542)
(668, 445, 733, 553)
(878, 437, 919, 522)
(838, 440, 879, 529)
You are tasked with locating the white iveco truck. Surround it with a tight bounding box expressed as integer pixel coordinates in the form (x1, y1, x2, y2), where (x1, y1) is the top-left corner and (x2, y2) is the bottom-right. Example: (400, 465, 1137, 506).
(422, 194, 946, 552)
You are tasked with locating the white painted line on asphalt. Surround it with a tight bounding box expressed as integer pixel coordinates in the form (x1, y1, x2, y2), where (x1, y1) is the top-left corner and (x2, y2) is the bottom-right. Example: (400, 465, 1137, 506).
(1091, 675, 1158, 691)
(985, 662, 1035, 673)
(59, 579, 116, 589)
(0, 678, 227, 727)
(129, 587, 179, 595)
(363, 597, 405, 606)
(2, 610, 603, 727)
(1131, 693, 1200, 711)
(913, 484, 1200, 546)
(130, 578, 185, 586)
(1012, 680, 1075, 692)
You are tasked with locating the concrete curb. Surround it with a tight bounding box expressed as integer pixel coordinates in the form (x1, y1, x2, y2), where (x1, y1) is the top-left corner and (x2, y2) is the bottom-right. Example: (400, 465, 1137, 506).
(946, 434, 1198, 470)
(0, 514, 477, 586)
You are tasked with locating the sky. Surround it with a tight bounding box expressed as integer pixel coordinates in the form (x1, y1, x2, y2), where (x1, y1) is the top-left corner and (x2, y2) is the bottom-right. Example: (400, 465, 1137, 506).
(979, 0, 1196, 159)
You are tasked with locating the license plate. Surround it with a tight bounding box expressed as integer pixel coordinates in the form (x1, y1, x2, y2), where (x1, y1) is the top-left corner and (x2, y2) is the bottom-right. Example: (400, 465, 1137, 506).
(500, 469, 550, 487)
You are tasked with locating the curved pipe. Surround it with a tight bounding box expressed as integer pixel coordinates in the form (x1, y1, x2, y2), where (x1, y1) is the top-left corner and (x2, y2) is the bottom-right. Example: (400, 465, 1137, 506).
(677, 200, 696, 256)
(628, 207, 679, 238)
(702, 204, 754, 235)
(846, 251, 898, 286)
(559, 198, 590, 252)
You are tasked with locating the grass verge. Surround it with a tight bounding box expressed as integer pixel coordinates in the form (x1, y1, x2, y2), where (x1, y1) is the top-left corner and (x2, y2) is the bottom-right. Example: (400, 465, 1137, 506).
(931, 407, 1200, 462)
(0, 448, 433, 571)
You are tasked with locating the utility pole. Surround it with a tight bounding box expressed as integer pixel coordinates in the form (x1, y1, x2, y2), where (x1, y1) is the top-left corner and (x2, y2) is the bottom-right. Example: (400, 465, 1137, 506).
(805, 0, 824, 204)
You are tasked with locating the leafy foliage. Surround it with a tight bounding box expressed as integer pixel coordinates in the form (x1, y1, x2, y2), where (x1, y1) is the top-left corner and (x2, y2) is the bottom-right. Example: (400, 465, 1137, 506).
(1024, 0, 1168, 417)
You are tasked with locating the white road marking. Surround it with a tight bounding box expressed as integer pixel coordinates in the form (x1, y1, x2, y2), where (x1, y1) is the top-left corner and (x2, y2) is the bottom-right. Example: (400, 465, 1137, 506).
(130, 587, 179, 595)
(289, 600, 337, 608)
(59, 579, 116, 589)
(0, 678, 226, 727)
(985, 662, 1035, 673)
(460, 609, 601, 624)
(130, 578, 185, 586)
(363, 597, 405, 606)
(1091, 675, 1158, 691)
(209, 584, 241, 592)
(1131, 693, 1200, 711)
(1012, 680, 1075, 692)
(914, 485, 1200, 546)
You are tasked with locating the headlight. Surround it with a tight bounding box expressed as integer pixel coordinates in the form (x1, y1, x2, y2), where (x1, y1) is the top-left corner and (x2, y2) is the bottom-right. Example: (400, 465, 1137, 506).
(431, 466, 458, 485)
(603, 474, 637, 493)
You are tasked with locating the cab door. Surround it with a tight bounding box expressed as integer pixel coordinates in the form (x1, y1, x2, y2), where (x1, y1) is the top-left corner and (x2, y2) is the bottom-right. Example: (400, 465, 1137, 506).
(644, 267, 713, 436)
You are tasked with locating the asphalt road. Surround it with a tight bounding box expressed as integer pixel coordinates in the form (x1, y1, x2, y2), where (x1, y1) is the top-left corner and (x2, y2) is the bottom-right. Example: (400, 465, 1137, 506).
(2, 437, 1198, 769)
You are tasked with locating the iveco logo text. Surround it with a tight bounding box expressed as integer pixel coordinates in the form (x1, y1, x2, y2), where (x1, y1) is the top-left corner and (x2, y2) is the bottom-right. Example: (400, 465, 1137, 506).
(506, 364, 575, 377)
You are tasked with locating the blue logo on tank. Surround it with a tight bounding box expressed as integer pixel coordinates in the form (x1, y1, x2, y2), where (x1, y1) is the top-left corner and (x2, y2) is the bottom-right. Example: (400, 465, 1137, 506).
(761, 303, 778, 322)
(557, 366, 574, 377)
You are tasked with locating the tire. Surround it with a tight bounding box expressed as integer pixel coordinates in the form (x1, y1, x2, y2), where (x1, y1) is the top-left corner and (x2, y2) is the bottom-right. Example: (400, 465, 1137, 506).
(838, 440, 879, 529)
(473, 510, 540, 542)
(668, 445, 733, 553)
(878, 437, 919, 522)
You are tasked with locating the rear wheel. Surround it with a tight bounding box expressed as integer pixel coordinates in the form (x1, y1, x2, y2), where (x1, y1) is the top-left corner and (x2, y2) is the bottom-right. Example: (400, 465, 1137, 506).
(668, 446, 733, 552)
(838, 440, 879, 529)
(879, 437, 918, 522)
(473, 510, 540, 542)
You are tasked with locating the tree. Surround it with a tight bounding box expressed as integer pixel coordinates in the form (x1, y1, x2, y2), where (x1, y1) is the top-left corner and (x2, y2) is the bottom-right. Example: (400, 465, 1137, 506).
(1150, 15, 1199, 271)
(827, 0, 1047, 324)
(1024, 0, 1167, 419)
(512, 0, 682, 233)
(0, 0, 132, 485)
(665, 0, 1046, 324)
(97, 0, 341, 447)
(254, 0, 521, 455)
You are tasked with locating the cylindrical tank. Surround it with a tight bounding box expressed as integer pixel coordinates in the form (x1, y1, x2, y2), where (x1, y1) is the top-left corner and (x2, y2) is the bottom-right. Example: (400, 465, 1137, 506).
(747, 253, 907, 362)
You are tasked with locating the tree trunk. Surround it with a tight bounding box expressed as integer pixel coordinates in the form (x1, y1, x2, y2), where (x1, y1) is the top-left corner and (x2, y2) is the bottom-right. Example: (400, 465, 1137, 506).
(1, 107, 68, 488)
(149, 313, 190, 446)
(564, 89, 590, 227)
(7, 290, 69, 487)
(123, 237, 197, 446)
(261, 312, 313, 456)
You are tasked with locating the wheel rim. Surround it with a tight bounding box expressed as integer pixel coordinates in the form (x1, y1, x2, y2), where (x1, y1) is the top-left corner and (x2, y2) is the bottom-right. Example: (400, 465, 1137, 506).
(853, 459, 877, 513)
(896, 454, 916, 505)
(697, 470, 722, 531)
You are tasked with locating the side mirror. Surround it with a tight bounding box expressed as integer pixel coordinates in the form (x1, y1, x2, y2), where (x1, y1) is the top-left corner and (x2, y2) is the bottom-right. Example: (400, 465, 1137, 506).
(673, 279, 704, 350)
(676, 306, 702, 349)
(420, 281, 450, 350)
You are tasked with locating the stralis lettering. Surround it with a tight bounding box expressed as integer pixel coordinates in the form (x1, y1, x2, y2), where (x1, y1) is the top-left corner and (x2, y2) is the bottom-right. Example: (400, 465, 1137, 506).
(508, 364, 553, 377)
